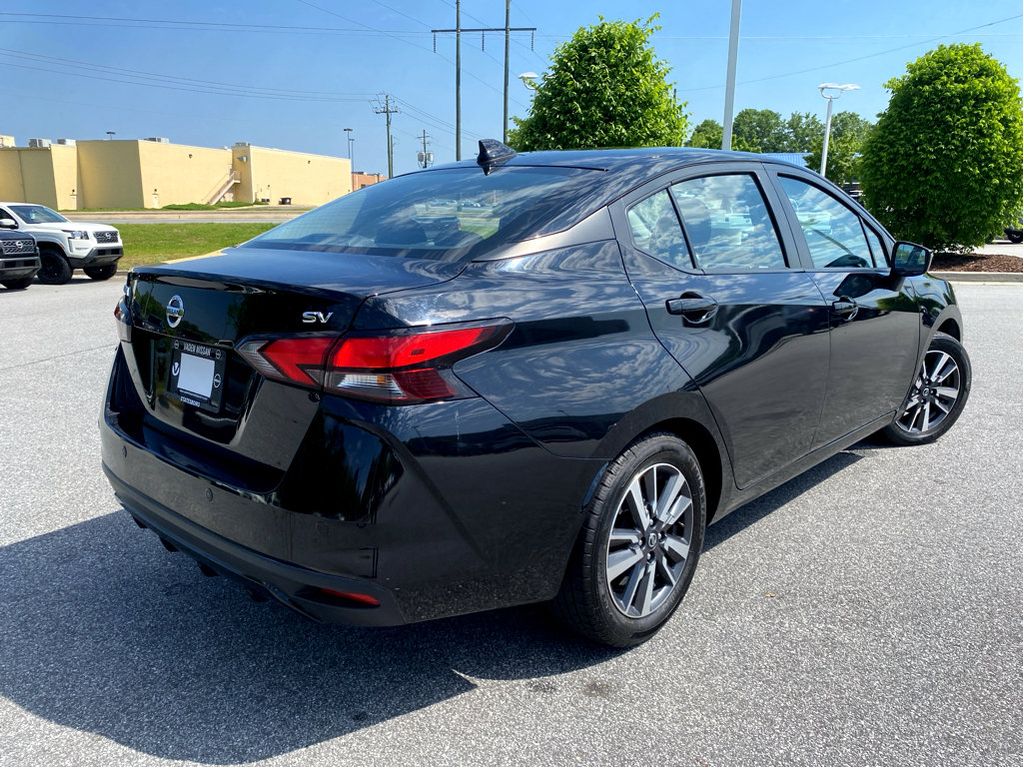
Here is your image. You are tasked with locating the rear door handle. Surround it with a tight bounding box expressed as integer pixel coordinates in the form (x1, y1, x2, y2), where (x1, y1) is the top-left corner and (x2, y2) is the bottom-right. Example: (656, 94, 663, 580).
(831, 297, 859, 320)
(666, 292, 718, 323)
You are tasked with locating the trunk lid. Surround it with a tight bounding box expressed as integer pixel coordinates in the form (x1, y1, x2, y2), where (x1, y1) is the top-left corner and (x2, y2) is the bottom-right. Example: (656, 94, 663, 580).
(122, 247, 462, 467)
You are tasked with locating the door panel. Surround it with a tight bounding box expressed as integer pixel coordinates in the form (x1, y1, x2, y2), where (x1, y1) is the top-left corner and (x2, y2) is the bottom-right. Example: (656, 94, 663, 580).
(768, 169, 921, 444)
(614, 165, 831, 489)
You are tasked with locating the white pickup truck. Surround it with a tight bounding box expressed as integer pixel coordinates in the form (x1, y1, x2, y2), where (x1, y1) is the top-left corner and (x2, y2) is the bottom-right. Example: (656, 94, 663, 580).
(0, 202, 123, 284)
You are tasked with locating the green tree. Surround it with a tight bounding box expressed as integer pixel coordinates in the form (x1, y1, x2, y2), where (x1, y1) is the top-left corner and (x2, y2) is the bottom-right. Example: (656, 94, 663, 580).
(508, 16, 687, 151)
(686, 118, 723, 149)
(731, 108, 787, 153)
(783, 111, 824, 152)
(861, 43, 1023, 251)
(806, 111, 873, 184)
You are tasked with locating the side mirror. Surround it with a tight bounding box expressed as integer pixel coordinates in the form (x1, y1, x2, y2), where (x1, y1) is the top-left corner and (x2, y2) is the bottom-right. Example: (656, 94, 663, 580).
(892, 241, 932, 277)
(0, 218, 17, 230)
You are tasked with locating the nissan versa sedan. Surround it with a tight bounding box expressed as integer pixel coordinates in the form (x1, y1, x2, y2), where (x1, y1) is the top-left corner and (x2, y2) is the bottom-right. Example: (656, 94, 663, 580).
(101, 142, 970, 647)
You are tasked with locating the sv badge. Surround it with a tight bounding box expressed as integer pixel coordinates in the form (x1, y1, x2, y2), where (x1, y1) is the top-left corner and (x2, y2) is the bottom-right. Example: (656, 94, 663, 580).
(301, 311, 334, 324)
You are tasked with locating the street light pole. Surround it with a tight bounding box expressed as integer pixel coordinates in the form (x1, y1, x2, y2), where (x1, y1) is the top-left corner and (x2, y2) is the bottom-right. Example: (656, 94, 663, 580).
(343, 127, 354, 170)
(721, 0, 742, 150)
(817, 82, 860, 178)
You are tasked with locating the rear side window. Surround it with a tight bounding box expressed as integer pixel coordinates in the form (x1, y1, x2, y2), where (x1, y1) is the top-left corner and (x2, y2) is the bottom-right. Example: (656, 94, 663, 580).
(627, 189, 692, 271)
(778, 176, 877, 269)
(244, 166, 603, 261)
(669, 174, 786, 272)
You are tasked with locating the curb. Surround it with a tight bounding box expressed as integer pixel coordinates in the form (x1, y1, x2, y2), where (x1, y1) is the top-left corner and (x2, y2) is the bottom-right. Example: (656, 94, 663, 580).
(930, 271, 1022, 283)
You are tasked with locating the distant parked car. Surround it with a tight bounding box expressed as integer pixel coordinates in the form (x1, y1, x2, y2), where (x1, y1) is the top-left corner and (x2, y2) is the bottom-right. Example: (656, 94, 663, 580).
(0, 229, 40, 289)
(1004, 219, 1022, 243)
(0, 202, 123, 284)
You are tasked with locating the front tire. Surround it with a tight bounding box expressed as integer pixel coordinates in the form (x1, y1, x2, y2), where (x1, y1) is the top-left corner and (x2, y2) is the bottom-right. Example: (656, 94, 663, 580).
(882, 332, 971, 446)
(37, 248, 72, 285)
(555, 433, 706, 647)
(84, 263, 118, 280)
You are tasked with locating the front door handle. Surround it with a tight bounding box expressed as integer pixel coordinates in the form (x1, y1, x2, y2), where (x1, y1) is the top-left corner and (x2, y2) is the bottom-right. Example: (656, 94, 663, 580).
(666, 292, 718, 323)
(831, 297, 859, 320)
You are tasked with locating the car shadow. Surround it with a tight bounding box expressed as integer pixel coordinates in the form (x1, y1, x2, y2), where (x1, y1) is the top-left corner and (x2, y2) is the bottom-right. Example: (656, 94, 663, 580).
(0, 450, 862, 763)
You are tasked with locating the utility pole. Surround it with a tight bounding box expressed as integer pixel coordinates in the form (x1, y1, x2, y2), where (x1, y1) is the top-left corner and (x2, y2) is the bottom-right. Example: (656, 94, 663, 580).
(432, 10, 536, 155)
(417, 130, 434, 168)
(721, 0, 742, 150)
(503, 0, 511, 144)
(373, 94, 399, 178)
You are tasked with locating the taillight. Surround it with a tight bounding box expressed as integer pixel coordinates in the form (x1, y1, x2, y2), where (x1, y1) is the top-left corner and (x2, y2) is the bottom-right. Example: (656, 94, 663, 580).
(237, 321, 511, 404)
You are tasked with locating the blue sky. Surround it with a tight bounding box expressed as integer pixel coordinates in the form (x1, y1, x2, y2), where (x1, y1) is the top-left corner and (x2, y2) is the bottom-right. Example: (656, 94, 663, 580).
(1, 1, 1021, 176)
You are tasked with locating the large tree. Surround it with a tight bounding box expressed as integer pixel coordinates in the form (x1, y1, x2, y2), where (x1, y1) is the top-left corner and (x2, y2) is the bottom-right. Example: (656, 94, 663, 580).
(686, 118, 723, 149)
(806, 111, 873, 184)
(784, 112, 824, 152)
(508, 16, 687, 151)
(861, 43, 1023, 251)
(731, 108, 787, 153)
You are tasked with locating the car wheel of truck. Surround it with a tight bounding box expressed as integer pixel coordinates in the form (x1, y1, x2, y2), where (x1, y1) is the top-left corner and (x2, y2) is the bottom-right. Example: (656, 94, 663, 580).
(84, 264, 118, 280)
(1, 277, 33, 290)
(37, 248, 72, 285)
(554, 432, 706, 647)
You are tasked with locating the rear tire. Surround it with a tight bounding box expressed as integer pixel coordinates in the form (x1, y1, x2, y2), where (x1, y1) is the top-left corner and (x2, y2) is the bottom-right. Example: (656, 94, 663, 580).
(1, 277, 33, 290)
(37, 248, 72, 284)
(84, 263, 118, 280)
(881, 332, 971, 446)
(554, 432, 706, 647)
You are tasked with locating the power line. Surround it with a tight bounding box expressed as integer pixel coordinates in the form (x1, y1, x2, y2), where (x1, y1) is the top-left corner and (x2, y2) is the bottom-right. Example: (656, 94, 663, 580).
(685, 13, 1023, 92)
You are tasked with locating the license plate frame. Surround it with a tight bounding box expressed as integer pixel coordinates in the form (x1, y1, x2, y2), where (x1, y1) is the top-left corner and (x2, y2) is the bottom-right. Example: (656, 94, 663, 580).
(168, 339, 227, 413)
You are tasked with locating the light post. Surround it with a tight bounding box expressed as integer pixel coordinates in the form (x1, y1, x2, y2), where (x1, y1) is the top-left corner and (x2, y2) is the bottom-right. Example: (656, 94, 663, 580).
(343, 127, 354, 170)
(721, 0, 742, 150)
(105, 131, 115, 141)
(518, 71, 540, 91)
(817, 82, 859, 177)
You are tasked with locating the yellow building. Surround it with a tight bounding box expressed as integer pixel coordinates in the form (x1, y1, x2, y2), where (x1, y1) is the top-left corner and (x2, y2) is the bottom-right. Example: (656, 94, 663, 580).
(0, 137, 352, 210)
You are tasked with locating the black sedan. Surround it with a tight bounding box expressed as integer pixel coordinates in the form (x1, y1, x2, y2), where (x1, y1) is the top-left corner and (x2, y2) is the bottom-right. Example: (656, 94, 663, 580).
(101, 142, 970, 646)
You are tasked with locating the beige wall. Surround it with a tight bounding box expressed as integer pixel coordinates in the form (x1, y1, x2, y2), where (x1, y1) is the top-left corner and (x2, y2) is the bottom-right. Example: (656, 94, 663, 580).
(76, 141, 144, 209)
(0, 150, 25, 202)
(1, 139, 350, 209)
(49, 144, 79, 210)
(0, 148, 63, 209)
(236, 144, 351, 206)
(138, 141, 232, 207)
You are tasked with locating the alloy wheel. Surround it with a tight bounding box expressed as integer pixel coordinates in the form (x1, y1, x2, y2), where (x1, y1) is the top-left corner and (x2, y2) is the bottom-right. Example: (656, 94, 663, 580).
(896, 349, 961, 434)
(605, 462, 694, 618)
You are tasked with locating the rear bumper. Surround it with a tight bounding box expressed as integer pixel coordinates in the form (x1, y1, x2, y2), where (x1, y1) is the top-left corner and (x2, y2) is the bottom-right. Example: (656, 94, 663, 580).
(104, 462, 408, 626)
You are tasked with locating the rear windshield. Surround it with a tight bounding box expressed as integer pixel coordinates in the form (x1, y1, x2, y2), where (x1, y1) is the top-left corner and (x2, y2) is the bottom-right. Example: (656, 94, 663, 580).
(243, 166, 602, 260)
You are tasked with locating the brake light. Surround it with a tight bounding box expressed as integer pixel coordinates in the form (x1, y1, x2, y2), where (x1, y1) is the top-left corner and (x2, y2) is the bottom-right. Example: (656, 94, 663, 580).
(237, 321, 511, 404)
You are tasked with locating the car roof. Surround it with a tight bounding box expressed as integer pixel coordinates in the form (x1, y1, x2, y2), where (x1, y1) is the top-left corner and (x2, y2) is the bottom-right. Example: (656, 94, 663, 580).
(422, 146, 803, 175)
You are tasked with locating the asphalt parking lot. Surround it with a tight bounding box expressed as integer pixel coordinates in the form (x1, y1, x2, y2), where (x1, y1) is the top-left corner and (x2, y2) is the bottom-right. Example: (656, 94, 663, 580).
(1, 278, 1021, 766)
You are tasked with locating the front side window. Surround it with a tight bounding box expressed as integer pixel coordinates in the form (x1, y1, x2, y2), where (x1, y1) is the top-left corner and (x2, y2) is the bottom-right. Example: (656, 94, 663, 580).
(669, 174, 786, 272)
(864, 225, 888, 267)
(626, 189, 692, 270)
(9, 205, 67, 224)
(778, 176, 876, 269)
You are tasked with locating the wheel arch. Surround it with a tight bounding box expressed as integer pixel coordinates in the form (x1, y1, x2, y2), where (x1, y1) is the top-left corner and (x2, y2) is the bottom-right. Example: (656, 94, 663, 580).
(588, 392, 733, 526)
(936, 317, 961, 341)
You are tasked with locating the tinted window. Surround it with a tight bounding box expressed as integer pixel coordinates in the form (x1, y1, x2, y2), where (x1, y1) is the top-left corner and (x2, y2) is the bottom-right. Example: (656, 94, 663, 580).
(778, 176, 874, 269)
(627, 189, 692, 270)
(669, 174, 786, 272)
(245, 166, 602, 261)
